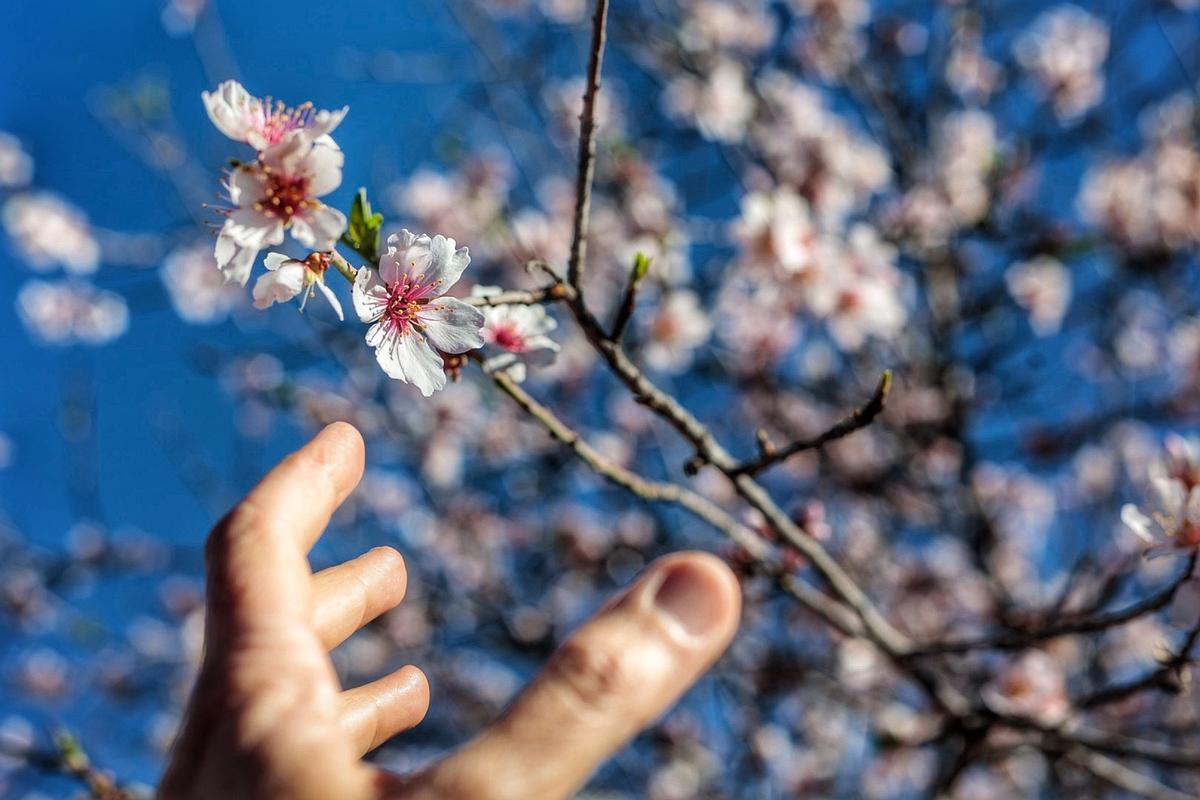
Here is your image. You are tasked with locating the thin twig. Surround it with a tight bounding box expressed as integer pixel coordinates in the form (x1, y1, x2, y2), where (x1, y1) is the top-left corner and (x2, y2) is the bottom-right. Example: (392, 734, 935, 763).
(465, 284, 571, 308)
(725, 371, 893, 477)
(910, 553, 1198, 657)
(565, 0, 610, 290)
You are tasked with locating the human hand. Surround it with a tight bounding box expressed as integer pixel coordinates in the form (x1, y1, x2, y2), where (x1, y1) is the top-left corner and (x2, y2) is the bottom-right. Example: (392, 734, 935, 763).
(160, 422, 742, 799)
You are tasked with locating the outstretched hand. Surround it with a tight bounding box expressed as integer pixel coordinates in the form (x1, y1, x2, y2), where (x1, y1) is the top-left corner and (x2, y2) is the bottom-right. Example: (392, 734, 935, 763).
(160, 422, 742, 799)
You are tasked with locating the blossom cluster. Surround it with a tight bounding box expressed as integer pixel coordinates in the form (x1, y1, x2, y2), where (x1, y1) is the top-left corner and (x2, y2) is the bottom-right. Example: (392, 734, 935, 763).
(202, 81, 561, 395)
(1080, 94, 1200, 254)
(2, 138, 130, 345)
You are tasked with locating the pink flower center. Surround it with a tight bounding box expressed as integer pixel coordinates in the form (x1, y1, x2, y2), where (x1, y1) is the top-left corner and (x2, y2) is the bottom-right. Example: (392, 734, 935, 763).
(251, 99, 316, 146)
(385, 275, 440, 333)
(254, 170, 312, 223)
(489, 322, 528, 352)
(1180, 521, 1200, 547)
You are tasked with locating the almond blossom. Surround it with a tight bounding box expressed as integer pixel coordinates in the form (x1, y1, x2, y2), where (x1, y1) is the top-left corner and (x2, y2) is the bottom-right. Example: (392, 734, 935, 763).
(472, 285, 560, 383)
(214, 133, 346, 285)
(981, 649, 1070, 726)
(732, 187, 818, 274)
(161, 242, 242, 324)
(352, 230, 484, 396)
(0, 132, 33, 188)
(663, 59, 755, 143)
(3, 192, 100, 274)
(1014, 6, 1109, 120)
(642, 290, 713, 373)
(17, 280, 128, 345)
(252, 252, 343, 320)
(1122, 434, 1200, 559)
(202, 80, 347, 152)
(1005, 255, 1071, 336)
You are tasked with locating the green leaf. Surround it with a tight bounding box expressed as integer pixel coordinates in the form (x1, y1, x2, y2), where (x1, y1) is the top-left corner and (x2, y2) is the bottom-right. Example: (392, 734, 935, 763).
(343, 188, 384, 261)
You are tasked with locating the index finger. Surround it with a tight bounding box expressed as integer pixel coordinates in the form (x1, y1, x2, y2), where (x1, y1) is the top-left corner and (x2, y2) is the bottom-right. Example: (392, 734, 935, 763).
(205, 422, 365, 628)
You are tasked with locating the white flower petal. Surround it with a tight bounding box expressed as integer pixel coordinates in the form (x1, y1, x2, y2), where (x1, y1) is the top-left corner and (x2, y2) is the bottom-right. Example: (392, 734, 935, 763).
(394, 332, 446, 396)
(420, 296, 485, 354)
(251, 262, 306, 309)
(226, 165, 266, 207)
(379, 229, 429, 287)
(316, 279, 344, 321)
(304, 137, 345, 198)
(307, 107, 349, 141)
(352, 265, 390, 323)
(1121, 504, 1156, 543)
(224, 207, 284, 250)
(293, 203, 346, 250)
(422, 234, 471, 296)
(263, 252, 293, 271)
(1151, 476, 1188, 518)
(202, 80, 255, 144)
(214, 218, 273, 286)
(260, 132, 311, 176)
(366, 319, 407, 381)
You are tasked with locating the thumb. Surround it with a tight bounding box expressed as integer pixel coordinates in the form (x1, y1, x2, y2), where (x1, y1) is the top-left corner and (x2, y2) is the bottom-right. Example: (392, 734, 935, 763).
(404, 552, 741, 800)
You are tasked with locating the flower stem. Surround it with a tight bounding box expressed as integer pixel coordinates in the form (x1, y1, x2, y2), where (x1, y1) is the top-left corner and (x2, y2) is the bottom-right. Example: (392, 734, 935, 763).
(330, 250, 358, 285)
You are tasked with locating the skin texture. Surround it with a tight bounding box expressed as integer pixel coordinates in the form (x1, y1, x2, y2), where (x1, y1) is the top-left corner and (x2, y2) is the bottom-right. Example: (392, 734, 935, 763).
(160, 422, 742, 800)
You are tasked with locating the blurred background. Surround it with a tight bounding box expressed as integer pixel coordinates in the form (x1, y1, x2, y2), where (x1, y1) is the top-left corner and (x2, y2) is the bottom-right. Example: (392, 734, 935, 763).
(3, 0, 1200, 797)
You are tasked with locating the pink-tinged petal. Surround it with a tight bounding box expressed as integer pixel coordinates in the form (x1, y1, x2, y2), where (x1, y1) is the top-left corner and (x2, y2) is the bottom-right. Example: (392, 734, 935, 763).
(304, 136, 344, 197)
(420, 296, 485, 354)
(316, 279, 344, 321)
(394, 332, 446, 396)
(379, 229, 428, 286)
(202, 80, 255, 143)
(1121, 504, 1155, 543)
(251, 262, 306, 309)
(352, 265, 389, 323)
(292, 203, 345, 250)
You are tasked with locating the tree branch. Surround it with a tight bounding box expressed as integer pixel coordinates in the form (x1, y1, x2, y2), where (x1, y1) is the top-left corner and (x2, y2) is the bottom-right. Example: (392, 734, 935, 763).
(725, 370, 893, 477)
(565, 0, 610, 290)
(909, 553, 1198, 657)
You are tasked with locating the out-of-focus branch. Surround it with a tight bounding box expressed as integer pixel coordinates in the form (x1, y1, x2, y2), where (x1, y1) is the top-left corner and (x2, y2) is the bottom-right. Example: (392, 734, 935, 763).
(2, 731, 137, 800)
(723, 370, 893, 477)
(1079, 611, 1200, 710)
(1063, 747, 1195, 800)
(909, 553, 1198, 657)
(565, 0, 610, 290)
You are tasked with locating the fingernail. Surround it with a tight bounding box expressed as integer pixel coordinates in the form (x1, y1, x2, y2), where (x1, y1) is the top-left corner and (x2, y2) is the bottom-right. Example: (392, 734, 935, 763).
(652, 561, 722, 638)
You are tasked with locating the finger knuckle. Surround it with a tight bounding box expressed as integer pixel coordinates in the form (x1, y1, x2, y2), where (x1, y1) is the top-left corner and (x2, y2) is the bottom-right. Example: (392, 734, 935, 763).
(545, 637, 637, 719)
